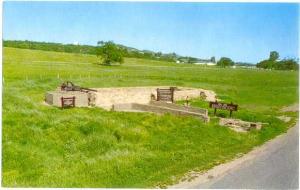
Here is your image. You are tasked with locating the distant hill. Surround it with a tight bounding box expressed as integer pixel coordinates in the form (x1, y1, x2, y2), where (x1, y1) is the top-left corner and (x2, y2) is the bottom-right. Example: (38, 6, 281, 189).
(4, 40, 213, 64)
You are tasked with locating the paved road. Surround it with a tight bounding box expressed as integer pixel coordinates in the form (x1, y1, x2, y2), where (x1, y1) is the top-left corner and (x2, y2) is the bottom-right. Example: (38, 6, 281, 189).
(195, 123, 299, 189)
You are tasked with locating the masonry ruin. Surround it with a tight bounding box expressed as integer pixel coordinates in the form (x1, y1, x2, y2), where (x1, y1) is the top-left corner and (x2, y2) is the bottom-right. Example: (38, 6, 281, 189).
(45, 82, 266, 130)
(93, 86, 217, 110)
(45, 82, 216, 122)
(45, 81, 97, 108)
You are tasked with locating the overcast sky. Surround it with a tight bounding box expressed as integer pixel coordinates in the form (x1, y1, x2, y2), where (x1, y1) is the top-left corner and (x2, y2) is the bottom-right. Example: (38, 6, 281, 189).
(3, 2, 299, 63)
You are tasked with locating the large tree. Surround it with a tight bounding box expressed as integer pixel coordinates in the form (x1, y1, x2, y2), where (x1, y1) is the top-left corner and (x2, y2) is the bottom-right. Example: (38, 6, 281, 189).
(217, 57, 234, 67)
(269, 51, 279, 61)
(96, 41, 124, 65)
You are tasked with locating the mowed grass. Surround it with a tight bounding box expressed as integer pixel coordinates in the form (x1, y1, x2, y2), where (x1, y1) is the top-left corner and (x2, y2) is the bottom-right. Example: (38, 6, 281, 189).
(3, 47, 299, 187)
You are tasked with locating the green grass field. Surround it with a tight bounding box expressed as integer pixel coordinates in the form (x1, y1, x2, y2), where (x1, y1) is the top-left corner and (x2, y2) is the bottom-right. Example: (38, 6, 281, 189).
(3, 47, 299, 187)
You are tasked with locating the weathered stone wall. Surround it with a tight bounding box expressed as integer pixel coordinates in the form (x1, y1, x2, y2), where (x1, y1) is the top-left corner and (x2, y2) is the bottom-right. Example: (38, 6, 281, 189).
(93, 86, 217, 110)
(93, 87, 158, 110)
(45, 91, 89, 107)
(174, 88, 216, 102)
(112, 102, 209, 122)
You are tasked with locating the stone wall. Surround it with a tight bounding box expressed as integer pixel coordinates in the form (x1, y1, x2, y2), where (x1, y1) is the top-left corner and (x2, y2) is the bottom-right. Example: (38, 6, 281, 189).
(94, 86, 216, 110)
(174, 88, 216, 102)
(112, 102, 209, 122)
(93, 86, 157, 109)
(45, 91, 89, 107)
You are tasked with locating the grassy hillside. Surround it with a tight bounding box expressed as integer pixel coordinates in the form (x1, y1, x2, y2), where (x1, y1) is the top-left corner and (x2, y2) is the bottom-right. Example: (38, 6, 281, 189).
(3, 47, 298, 187)
(4, 40, 194, 63)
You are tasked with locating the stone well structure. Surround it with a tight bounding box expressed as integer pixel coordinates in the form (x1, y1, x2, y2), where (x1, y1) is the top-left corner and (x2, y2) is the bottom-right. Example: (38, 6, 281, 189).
(45, 86, 216, 110)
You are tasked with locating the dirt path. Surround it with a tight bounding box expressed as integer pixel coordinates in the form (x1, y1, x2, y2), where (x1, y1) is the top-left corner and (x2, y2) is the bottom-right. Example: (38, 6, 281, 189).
(281, 103, 299, 112)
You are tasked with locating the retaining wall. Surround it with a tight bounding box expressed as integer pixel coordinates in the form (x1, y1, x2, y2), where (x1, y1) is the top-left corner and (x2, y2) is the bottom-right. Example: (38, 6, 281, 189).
(94, 86, 216, 110)
(113, 102, 209, 122)
(45, 91, 89, 107)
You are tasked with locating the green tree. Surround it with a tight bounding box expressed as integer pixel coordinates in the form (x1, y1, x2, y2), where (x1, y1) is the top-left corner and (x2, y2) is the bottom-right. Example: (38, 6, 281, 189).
(217, 57, 234, 67)
(278, 59, 299, 70)
(96, 41, 124, 65)
(257, 50, 299, 70)
(257, 51, 280, 69)
(155, 52, 162, 57)
(269, 51, 279, 61)
(257, 60, 270, 69)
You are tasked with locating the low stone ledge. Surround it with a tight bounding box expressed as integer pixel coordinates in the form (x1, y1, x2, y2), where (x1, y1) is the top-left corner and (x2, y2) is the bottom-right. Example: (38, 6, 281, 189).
(112, 103, 209, 122)
(219, 118, 263, 132)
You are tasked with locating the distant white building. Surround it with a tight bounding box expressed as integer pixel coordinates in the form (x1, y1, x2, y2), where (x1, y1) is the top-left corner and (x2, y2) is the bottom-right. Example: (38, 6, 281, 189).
(175, 57, 217, 66)
(194, 62, 216, 66)
(206, 62, 217, 66)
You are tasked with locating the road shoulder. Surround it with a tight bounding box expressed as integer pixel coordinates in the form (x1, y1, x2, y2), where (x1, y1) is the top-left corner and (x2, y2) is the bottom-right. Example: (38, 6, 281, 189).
(169, 121, 299, 189)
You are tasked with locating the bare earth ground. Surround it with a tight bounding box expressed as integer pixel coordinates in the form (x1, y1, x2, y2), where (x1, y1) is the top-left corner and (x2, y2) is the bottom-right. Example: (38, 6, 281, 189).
(281, 103, 299, 112)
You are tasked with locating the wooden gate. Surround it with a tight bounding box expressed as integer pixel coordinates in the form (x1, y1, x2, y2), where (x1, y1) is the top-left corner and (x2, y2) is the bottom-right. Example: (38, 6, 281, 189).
(61, 96, 75, 108)
(157, 88, 174, 102)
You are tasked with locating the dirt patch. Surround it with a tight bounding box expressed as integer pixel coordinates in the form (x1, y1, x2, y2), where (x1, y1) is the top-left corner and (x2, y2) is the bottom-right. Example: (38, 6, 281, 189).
(277, 116, 292, 123)
(281, 104, 299, 112)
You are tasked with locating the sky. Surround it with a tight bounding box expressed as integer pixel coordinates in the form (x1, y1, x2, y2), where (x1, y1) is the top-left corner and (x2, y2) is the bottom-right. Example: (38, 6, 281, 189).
(3, 2, 299, 63)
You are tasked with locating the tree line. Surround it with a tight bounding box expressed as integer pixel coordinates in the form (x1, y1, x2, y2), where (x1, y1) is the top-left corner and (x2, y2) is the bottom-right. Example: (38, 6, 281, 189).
(216, 51, 298, 70)
(4, 40, 298, 70)
(3, 40, 194, 63)
(4, 40, 98, 54)
(256, 51, 298, 70)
